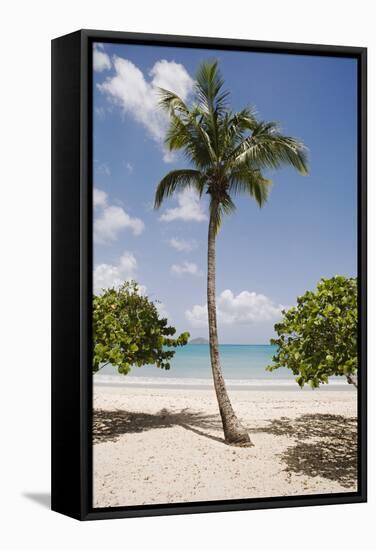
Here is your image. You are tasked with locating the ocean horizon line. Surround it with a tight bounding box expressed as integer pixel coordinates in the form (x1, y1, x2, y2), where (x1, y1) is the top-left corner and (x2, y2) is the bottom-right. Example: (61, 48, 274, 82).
(187, 343, 276, 347)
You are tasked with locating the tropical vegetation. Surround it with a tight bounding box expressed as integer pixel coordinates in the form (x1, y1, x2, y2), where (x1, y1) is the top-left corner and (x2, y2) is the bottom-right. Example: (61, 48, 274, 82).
(93, 281, 189, 375)
(267, 276, 358, 388)
(154, 61, 308, 446)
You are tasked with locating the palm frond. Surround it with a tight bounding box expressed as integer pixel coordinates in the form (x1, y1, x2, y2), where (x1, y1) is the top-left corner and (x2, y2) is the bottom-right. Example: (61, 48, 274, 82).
(209, 193, 236, 235)
(218, 107, 258, 158)
(229, 107, 258, 133)
(220, 193, 236, 215)
(194, 61, 231, 159)
(154, 169, 205, 209)
(158, 88, 190, 116)
(231, 121, 309, 175)
(228, 164, 271, 207)
(195, 61, 229, 115)
(164, 112, 216, 168)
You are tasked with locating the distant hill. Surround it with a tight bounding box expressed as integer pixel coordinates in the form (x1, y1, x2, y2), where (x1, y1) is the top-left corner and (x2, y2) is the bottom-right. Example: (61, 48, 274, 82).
(189, 337, 209, 345)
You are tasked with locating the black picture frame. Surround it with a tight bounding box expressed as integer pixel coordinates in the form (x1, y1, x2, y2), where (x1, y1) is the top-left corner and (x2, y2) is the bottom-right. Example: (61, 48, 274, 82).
(51, 29, 367, 521)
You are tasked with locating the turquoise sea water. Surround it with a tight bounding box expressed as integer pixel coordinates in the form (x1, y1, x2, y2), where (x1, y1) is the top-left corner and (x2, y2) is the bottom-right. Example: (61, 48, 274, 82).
(95, 344, 347, 388)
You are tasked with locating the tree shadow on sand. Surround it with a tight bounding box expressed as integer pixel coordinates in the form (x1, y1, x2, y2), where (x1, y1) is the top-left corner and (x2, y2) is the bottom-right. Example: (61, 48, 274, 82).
(250, 414, 358, 488)
(94, 409, 358, 488)
(93, 408, 224, 445)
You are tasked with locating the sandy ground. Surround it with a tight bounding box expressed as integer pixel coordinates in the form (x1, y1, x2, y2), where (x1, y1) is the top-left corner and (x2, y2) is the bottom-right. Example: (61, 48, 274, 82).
(93, 384, 357, 507)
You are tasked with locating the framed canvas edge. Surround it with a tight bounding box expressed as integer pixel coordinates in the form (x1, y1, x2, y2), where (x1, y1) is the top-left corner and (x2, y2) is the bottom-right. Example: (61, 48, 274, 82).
(81, 28, 366, 56)
(52, 29, 367, 521)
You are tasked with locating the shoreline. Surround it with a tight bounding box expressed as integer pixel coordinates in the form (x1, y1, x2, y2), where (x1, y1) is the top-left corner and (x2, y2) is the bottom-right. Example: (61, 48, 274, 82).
(93, 384, 357, 507)
(94, 376, 355, 391)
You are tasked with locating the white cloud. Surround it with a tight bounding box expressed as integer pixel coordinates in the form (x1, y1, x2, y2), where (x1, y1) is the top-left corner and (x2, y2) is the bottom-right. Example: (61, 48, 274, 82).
(93, 252, 138, 294)
(168, 237, 197, 252)
(185, 304, 208, 327)
(186, 289, 285, 327)
(126, 162, 133, 173)
(97, 56, 194, 161)
(171, 261, 202, 276)
(93, 45, 111, 72)
(94, 188, 144, 243)
(93, 188, 107, 208)
(154, 301, 169, 319)
(95, 206, 144, 242)
(160, 188, 207, 222)
(150, 60, 194, 100)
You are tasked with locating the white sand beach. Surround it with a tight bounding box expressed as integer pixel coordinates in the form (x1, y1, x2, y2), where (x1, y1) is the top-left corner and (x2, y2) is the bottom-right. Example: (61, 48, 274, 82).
(93, 383, 357, 508)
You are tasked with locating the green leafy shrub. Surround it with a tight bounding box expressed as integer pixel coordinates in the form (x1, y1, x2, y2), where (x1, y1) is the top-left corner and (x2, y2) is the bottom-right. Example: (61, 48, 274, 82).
(93, 281, 189, 374)
(267, 276, 357, 388)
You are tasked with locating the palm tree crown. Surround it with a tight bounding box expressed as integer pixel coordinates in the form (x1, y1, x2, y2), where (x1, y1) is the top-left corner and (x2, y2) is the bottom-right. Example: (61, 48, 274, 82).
(154, 60, 308, 231)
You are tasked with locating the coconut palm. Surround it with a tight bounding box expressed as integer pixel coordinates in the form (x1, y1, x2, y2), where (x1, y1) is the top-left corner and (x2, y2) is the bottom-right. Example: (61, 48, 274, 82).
(154, 61, 308, 446)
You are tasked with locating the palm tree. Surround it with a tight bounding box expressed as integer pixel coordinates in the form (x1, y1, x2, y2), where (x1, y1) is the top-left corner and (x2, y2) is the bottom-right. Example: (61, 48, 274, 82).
(154, 61, 308, 446)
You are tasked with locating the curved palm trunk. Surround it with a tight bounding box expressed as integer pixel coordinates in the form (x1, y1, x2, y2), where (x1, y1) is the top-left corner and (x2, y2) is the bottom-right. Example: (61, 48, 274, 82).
(207, 211, 253, 446)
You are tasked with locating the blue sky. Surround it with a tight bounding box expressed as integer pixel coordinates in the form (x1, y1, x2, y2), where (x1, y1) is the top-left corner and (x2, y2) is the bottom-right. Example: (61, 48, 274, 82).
(92, 42, 357, 344)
